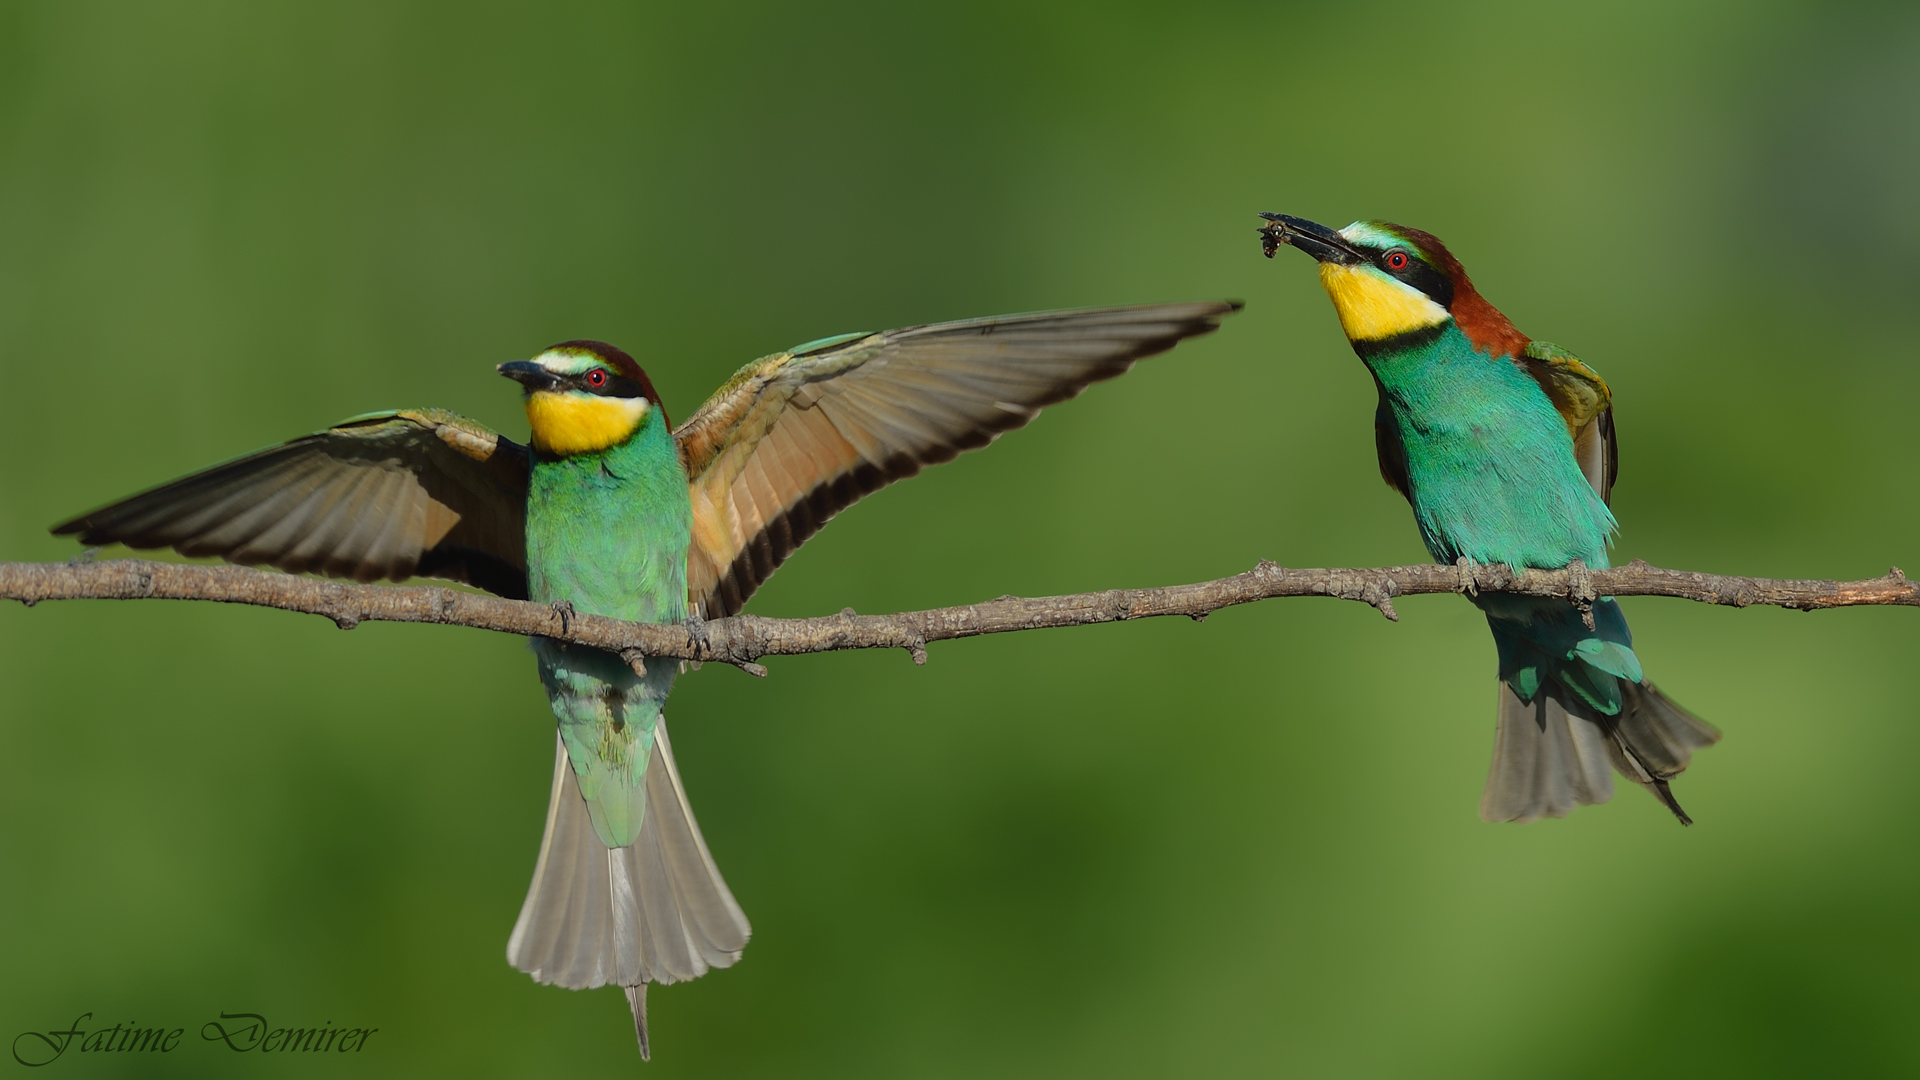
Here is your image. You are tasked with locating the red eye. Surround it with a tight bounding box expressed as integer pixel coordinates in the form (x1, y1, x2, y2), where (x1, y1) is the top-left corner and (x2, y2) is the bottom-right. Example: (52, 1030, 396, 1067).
(586, 369, 608, 388)
(1386, 251, 1409, 271)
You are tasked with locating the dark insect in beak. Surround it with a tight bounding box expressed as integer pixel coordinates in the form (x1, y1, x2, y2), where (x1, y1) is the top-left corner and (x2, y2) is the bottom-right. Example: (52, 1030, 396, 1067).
(1257, 212, 1366, 265)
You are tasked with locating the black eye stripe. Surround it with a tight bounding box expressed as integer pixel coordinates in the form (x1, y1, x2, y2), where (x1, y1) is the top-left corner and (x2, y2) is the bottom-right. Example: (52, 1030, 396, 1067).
(570, 371, 649, 399)
(1371, 247, 1454, 308)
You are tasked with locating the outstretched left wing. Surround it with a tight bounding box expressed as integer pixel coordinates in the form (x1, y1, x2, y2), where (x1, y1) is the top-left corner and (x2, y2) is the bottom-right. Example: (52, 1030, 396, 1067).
(51, 409, 532, 598)
(674, 301, 1241, 618)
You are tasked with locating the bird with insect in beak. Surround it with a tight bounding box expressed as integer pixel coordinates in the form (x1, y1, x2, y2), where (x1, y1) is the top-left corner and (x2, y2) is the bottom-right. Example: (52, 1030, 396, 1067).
(50, 301, 1240, 1058)
(1258, 212, 1718, 824)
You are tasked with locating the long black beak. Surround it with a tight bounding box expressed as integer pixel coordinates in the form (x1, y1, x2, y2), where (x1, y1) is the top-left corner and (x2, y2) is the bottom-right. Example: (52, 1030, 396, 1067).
(1258, 213, 1364, 265)
(497, 360, 562, 392)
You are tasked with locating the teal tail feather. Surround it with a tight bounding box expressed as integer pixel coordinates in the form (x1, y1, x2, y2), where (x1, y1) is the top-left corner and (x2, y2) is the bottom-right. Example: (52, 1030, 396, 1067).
(1479, 597, 1721, 824)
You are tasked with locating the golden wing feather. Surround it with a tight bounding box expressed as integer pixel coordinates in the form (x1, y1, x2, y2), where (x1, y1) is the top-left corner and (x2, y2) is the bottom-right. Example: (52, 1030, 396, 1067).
(673, 301, 1241, 618)
(1521, 341, 1618, 503)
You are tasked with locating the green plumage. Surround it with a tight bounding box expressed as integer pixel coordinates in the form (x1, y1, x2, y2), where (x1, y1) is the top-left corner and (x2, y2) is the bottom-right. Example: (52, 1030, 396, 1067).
(1259, 211, 1718, 822)
(1373, 324, 1615, 571)
(526, 404, 689, 848)
(1369, 322, 1641, 719)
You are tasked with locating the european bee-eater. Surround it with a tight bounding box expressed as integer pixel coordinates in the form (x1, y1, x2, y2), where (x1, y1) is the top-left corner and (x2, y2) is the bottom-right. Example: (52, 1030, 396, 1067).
(51, 301, 1239, 1056)
(1258, 213, 1718, 824)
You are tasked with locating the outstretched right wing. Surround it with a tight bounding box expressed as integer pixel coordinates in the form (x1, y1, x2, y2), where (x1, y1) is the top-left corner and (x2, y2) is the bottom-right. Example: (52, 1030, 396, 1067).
(51, 408, 531, 598)
(673, 301, 1241, 618)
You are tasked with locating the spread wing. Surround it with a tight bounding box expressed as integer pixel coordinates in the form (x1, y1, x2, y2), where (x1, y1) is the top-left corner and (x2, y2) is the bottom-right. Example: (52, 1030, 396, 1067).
(674, 300, 1241, 618)
(1519, 341, 1617, 503)
(51, 408, 531, 598)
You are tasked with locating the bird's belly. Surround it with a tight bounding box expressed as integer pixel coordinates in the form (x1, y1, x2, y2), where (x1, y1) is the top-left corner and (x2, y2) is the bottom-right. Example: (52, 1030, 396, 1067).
(528, 541, 686, 620)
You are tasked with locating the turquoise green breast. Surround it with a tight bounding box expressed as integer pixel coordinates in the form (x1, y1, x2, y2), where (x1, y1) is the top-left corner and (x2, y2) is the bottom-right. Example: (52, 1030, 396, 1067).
(1367, 323, 1615, 571)
(524, 408, 691, 849)
(525, 408, 691, 623)
(1368, 324, 1641, 719)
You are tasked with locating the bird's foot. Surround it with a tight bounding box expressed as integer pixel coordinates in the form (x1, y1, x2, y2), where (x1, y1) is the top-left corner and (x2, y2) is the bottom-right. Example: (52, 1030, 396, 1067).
(1564, 560, 1597, 630)
(683, 611, 708, 671)
(1454, 556, 1480, 597)
(549, 599, 576, 635)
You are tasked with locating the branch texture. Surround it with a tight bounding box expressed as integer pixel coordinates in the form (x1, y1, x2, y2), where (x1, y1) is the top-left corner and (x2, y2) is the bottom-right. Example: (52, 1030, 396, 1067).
(1, 558, 1912, 674)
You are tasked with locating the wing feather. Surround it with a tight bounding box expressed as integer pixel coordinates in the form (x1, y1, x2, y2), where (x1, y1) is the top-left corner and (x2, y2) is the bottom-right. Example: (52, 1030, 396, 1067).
(51, 409, 531, 597)
(359, 470, 425, 581)
(1518, 341, 1618, 503)
(236, 463, 366, 569)
(674, 301, 1240, 617)
(174, 457, 336, 551)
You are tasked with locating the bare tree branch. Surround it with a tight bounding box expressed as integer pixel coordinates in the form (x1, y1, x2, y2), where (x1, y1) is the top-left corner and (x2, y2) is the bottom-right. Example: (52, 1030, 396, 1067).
(1, 557, 1912, 676)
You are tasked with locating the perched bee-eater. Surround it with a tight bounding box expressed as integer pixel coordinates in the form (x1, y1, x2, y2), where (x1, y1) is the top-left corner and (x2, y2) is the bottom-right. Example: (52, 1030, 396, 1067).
(52, 301, 1238, 1056)
(1257, 213, 1718, 824)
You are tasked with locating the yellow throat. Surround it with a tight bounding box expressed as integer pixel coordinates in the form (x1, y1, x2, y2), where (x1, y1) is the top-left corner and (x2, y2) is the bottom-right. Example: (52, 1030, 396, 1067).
(1318, 262, 1451, 343)
(524, 391, 650, 455)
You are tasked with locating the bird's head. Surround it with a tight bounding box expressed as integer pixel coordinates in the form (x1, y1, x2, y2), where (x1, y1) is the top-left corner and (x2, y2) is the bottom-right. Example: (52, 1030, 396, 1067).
(1258, 214, 1527, 359)
(498, 341, 666, 456)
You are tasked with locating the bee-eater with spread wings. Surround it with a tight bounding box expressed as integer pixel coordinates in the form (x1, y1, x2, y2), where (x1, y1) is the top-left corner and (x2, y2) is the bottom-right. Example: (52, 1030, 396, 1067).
(52, 301, 1240, 1057)
(1258, 213, 1718, 825)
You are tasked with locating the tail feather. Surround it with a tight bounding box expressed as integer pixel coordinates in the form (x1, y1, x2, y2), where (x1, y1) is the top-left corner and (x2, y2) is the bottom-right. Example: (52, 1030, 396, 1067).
(637, 720, 755, 969)
(1482, 679, 1721, 826)
(1601, 680, 1722, 826)
(506, 735, 616, 987)
(1481, 683, 1615, 823)
(624, 985, 650, 1061)
(508, 721, 751, 1058)
(1613, 680, 1721, 777)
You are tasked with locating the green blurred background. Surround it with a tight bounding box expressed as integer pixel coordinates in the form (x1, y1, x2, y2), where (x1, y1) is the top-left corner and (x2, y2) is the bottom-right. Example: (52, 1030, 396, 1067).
(3, 1, 1918, 1076)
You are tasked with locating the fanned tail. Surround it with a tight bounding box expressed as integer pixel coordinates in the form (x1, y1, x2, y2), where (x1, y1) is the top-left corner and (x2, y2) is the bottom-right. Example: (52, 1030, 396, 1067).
(1482, 679, 1721, 825)
(507, 721, 751, 1060)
